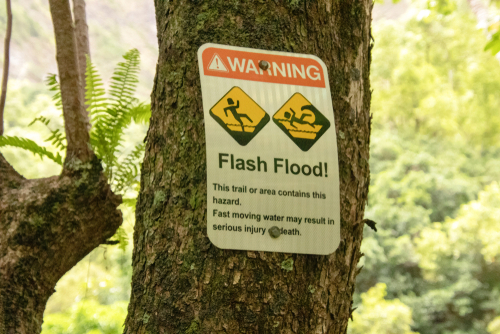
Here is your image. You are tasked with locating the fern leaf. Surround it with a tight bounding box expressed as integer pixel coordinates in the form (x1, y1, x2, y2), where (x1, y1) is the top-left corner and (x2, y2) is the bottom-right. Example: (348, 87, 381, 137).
(0, 136, 63, 165)
(130, 102, 151, 124)
(113, 142, 145, 194)
(109, 49, 140, 109)
(29, 116, 67, 150)
(109, 226, 129, 252)
(46, 128, 67, 150)
(29, 116, 51, 127)
(85, 55, 107, 119)
(45, 74, 63, 111)
(86, 50, 141, 177)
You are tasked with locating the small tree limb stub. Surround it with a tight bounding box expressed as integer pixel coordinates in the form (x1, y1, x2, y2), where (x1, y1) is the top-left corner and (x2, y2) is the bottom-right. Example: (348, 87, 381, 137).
(0, 0, 12, 136)
(48, 0, 92, 164)
(363, 219, 377, 232)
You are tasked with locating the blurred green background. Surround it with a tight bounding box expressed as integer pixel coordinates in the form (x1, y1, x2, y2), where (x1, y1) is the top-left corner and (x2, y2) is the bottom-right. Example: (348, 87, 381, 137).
(1, 0, 499, 333)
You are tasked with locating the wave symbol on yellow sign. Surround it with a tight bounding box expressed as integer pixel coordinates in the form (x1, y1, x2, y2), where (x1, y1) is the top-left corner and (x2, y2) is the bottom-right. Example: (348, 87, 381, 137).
(210, 87, 270, 146)
(273, 93, 331, 151)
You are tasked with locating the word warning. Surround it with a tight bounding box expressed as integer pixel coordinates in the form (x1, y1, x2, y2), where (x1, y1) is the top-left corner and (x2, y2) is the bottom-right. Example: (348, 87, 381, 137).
(198, 43, 340, 255)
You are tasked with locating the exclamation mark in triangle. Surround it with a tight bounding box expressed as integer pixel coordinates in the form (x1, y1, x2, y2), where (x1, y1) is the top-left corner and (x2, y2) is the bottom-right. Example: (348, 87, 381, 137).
(208, 53, 229, 72)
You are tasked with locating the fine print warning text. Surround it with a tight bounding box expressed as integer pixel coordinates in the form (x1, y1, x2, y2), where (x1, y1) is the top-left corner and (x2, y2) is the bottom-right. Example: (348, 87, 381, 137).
(211, 181, 335, 239)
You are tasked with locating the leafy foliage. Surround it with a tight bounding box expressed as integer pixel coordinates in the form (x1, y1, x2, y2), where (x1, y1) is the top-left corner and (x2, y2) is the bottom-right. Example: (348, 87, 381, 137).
(371, 12, 500, 147)
(485, 30, 500, 55)
(42, 300, 127, 334)
(490, 317, 500, 334)
(354, 6, 500, 334)
(29, 116, 67, 151)
(349, 283, 418, 334)
(84, 49, 150, 197)
(2, 49, 150, 200)
(0, 135, 63, 165)
(46, 74, 63, 110)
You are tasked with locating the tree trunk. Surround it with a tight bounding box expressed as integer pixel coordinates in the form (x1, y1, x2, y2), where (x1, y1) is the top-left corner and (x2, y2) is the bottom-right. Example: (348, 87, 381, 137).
(125, 1, 372, 333)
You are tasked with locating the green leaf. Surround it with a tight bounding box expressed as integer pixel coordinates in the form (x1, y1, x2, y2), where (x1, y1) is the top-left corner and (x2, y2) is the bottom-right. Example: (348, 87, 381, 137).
(85, 55, 107, 118)
(110, 226, 129, 252)
(121, 197, 137, 208)
(485, 31, 500, 55)
(130, 103, 151, 124)
(45, 74, 63, 111)
(0, 136, 63, 165)
(109, 49, 140, 109)
(113, 142, 145, 194)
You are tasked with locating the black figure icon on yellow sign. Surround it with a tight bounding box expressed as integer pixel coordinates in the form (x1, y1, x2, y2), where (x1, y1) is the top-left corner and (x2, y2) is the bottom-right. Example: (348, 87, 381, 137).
(273, 93, 331, 151)
(210, 87, 270, 146)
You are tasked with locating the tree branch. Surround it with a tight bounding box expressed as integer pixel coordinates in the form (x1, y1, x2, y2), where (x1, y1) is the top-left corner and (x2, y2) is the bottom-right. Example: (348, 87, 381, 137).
(0, 152, 24, 191)
(72, 0, 91, 124)
(0, 0, 12, 136)
(48, 0, 92, 164)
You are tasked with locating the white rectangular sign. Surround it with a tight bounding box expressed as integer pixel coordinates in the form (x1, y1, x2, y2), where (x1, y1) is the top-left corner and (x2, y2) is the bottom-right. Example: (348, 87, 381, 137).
(198, 43, 340, 255)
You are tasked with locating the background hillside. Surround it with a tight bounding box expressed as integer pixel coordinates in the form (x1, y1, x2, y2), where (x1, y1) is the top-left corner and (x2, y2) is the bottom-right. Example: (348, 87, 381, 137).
(0, 0, 157, 99)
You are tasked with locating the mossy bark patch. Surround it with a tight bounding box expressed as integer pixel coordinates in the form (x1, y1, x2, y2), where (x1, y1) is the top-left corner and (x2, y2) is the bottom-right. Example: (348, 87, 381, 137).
(0, 154, 122, 334)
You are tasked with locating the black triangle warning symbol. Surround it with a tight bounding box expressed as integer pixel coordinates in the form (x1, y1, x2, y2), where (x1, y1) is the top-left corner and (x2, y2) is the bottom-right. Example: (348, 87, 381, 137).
(208, 53, 229, 72)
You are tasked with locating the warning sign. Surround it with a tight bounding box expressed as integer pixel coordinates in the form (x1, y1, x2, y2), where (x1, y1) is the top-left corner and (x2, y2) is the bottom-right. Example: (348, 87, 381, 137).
(273, 93, 330, 152)
(198, 43, 340, 255)
(207, 53, 228, 72)
(210, 87, 270, 145)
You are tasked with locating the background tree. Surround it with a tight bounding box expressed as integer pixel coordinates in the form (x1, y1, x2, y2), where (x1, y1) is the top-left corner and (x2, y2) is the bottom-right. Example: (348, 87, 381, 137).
(123, 1, 372, 333)
(0, 0, 122, 332)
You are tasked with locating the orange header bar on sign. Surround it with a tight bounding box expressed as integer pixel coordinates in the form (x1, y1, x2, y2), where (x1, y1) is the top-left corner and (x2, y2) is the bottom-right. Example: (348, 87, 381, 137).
(201, 47, 326, 88)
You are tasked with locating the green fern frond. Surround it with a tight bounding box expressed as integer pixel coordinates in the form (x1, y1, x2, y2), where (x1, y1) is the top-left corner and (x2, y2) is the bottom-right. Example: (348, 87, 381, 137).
(10, 49, 146, 200)
(85, 55, 107, 118)
(130, 102, 151, 124)
(45, 74, 63, 110)
(109, 49, 140, 109)
(110, 226, 129, 252)
(46, 128, 67, 150)
(29, 116, 67, 150)
(113, 142, 145, 193)
(29, 116, 51, 127)
(0, 136, 63, 165)
(86, 50, 141, 179)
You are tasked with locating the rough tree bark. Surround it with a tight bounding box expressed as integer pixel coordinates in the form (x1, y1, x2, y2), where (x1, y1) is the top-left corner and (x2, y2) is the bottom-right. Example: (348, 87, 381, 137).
(72, 0, 91, 87)
(0, 0, 121, 333)
(125, 1, 372, 333)
(72, 0, 92, 124)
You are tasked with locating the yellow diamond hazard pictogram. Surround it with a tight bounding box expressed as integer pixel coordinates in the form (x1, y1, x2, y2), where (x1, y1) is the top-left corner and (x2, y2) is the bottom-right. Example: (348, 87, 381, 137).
(210, 87, 270, 146)
(273, 93, 331, 151)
